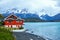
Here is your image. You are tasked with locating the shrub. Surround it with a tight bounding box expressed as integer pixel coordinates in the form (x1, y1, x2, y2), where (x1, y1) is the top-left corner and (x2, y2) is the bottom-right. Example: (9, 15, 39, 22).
(19, 26, 24, 29)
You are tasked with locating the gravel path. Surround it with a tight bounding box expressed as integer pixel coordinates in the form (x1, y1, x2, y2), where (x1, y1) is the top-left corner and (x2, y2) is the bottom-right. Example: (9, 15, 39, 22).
(13, 32, 46, 40)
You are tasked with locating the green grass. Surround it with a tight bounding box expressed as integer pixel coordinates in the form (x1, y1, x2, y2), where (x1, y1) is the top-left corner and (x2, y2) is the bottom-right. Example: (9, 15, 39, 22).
(0, 25, 24, 40)
(6, 27, 24, 30)
(0, 26, 24, 40)
(0, 26, 15, 40)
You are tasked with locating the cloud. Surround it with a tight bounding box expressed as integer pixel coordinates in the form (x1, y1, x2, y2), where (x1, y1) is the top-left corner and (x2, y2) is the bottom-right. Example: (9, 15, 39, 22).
(0, 0, 60, 16)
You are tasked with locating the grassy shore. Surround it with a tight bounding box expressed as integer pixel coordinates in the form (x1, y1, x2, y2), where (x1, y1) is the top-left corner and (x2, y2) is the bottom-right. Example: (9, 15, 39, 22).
(0, 26, 15, 40)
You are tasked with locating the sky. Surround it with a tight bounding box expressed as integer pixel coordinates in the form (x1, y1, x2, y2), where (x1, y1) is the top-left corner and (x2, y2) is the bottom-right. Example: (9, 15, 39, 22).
(0, 0, 60, 16)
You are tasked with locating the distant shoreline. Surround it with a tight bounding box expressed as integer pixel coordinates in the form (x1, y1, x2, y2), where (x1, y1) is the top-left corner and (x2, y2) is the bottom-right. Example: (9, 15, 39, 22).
(24, 22, 60, 23)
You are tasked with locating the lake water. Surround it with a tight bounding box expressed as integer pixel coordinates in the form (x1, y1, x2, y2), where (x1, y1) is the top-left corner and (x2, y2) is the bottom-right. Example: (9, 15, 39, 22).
(23, 22, 60, 40)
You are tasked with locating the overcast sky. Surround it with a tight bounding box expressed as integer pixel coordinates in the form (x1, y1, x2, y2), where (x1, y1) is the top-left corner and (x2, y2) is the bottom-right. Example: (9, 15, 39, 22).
(0, 0, 60, 16)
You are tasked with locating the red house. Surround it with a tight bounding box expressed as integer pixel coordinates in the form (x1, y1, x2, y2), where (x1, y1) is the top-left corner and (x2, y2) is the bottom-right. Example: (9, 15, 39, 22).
(4, 14, 24, 28)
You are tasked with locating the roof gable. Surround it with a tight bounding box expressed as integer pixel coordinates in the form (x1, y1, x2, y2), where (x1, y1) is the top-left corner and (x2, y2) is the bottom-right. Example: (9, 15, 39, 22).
(7, 15, 17, 19)
(4, 14, 22, 21)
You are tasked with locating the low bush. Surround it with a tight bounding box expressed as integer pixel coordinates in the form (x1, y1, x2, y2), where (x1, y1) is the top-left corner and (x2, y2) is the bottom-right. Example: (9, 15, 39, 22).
(19, 27, 24, 29)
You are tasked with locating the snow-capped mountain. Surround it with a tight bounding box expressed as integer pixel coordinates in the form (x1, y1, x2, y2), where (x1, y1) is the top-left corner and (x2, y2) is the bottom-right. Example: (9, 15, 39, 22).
(4, 8, 28, 14)
(1, 8, 60, 22)
(40, 14, 53, 21)
(3, 8, 40, 18)
(2, 8, 42, 22)
(40, 13, 60, 21)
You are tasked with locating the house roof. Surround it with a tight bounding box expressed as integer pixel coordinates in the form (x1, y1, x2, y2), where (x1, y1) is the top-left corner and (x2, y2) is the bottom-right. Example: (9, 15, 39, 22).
(4, 14, 23, 21)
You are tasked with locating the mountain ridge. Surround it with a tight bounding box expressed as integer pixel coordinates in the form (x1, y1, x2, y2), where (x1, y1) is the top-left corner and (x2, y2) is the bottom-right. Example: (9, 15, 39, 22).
(1, 8, 60, 22)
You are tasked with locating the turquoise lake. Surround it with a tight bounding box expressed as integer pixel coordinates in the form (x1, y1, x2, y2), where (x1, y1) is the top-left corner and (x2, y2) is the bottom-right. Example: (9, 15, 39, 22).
(23, 22, 60, 40)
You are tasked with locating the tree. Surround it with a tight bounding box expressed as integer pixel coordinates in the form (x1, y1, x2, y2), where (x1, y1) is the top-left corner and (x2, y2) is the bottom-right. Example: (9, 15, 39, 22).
(0, 14, 4, 25)
(0, 14, 4, 19)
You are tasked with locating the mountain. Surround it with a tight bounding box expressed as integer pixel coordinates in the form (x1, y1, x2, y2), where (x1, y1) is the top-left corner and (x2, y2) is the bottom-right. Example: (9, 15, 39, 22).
(2, 8, 60, 22)
(52, 13, 60, 20)
(40, 14, 53, 21)
(40, 13, 60, 22)
(1, 8, 44, 22)
(2, 13, 44, 22)
(52, 13, 60, 22)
